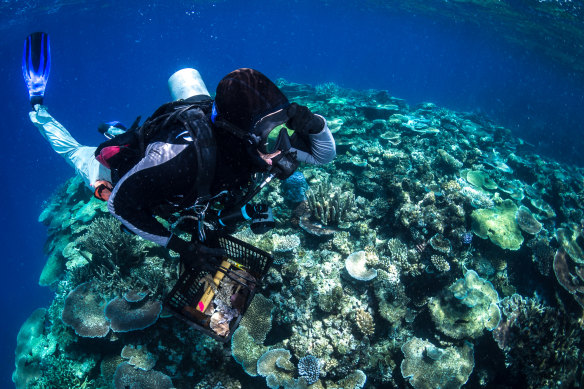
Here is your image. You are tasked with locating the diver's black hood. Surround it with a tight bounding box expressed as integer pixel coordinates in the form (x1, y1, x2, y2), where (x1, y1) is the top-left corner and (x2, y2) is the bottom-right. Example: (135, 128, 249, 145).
(215, 68, 289, 132)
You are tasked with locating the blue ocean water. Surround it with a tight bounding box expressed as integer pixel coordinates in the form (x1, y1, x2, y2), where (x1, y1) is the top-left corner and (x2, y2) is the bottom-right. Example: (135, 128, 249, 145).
(1, 0, 583, 387)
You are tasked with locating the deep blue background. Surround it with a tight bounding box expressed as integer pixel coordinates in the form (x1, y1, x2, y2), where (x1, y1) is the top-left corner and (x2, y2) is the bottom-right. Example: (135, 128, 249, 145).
(1, 0, 583, 386)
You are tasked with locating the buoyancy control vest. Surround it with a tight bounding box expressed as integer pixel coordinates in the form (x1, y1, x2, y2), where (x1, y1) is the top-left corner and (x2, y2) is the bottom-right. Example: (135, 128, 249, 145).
(94, 96, 217, 203)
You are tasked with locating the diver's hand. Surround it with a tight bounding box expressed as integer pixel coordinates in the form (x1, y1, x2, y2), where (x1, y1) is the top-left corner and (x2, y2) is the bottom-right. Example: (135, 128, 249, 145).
(166, 235, 225, 270)
(286, 103, 324, 136)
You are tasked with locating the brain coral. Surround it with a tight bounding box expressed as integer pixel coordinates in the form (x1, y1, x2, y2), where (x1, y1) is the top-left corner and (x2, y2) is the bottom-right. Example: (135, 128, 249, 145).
(471, 199, 524, 250)
(104, 296, 162, 332)
(429, 270, 501, 339)
(61, 282, 110, 338)
(401, 337, 474, 389)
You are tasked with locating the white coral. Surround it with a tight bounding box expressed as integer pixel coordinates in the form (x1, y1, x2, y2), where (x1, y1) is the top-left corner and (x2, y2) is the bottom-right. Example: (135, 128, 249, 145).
(345, 251, 378, 281)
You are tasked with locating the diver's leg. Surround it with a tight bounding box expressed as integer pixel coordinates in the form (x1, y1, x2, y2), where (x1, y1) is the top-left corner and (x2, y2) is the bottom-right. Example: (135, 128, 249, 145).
(29, 105, 109, 187)
(29, 105, 83, 166)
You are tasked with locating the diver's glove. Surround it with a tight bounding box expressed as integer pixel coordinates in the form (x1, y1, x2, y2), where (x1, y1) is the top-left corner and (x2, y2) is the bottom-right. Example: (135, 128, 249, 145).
(166, 235, 225, 271)
(286, 103, 324, 136)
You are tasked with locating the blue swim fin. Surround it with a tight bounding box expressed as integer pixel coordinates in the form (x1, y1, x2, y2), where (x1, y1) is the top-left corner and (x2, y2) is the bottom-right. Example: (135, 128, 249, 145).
(22, 32, 51, 106)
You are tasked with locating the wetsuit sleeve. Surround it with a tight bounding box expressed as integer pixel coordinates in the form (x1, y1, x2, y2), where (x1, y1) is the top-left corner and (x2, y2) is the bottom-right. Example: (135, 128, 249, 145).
(107, 142, 196, 247)
(290, 115, 336, 165)
(29, 105, 111, 188)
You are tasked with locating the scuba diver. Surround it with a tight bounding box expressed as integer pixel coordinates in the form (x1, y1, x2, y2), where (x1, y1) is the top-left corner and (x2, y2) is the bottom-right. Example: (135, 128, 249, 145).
(23, 32, 336, 272)
(23, 32, 211, 200)
(104, 68, 336, 269)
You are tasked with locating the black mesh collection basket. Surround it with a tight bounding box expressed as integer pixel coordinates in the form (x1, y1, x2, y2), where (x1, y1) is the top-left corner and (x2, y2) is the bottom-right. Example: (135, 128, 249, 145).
(164, 231, 273, 342)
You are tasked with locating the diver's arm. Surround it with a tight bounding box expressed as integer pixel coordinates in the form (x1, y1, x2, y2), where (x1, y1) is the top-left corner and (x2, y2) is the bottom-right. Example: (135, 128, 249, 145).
(290, 115, 336, 165)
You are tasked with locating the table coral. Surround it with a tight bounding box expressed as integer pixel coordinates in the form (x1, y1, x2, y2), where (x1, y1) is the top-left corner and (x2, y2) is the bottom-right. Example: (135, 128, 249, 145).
(113, 362, 173, 389)
(61, 282, 110, 338)
(104, 296, 162, 332)
(257, 348, 298, 389)
(230, 326, 267, 376)
(345, 251, 378, 281)
(239, 293, 274, 344)
(471, 199, 524, 250)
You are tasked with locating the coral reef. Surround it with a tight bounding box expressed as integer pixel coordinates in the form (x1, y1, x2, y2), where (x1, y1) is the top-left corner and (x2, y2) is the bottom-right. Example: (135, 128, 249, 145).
(16, 79, 584, 388)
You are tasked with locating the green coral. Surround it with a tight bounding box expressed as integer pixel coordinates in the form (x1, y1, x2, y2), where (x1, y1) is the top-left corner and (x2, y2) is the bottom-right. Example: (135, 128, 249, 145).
(471, 199, 524, 250)
(429, 270, 501, 339)
(401, 337, 474, 389)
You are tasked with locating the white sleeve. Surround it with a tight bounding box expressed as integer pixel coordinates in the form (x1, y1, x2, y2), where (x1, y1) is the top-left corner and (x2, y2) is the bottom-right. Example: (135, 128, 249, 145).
(290, 115, 336, 165)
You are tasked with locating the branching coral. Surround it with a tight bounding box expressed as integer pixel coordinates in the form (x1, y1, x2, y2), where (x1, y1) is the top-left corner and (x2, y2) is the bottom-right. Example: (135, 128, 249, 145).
(305, 181, 355, 226)
(77, 216, 147, 271)
(354, 309, 375, 336)
(493, 294, 583, 387)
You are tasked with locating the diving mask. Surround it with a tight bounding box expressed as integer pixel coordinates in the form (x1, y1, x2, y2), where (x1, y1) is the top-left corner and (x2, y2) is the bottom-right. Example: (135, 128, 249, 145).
(251, 107, 295, 153)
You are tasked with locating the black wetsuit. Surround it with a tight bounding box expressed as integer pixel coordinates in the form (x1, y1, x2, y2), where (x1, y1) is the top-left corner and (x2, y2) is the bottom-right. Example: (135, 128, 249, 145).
(108, 106, 336, 248)
(108, 117, 256, 246)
